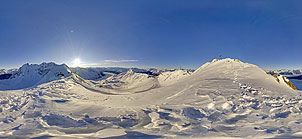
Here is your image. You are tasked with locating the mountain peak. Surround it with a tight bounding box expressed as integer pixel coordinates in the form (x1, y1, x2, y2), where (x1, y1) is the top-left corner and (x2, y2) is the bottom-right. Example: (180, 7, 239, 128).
(195, 58, 247, 74)
(125, 68, 135, 75)
(0, 62, 72, 90)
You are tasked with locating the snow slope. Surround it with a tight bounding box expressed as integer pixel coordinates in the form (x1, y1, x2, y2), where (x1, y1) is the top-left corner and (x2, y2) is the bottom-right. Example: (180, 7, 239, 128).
(157, 69, 192, 86)
(0, 58, 302, 138)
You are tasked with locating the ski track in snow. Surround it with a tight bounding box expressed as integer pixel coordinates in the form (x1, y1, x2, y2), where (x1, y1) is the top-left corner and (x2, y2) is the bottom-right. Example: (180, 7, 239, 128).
(166, 84, 194, 100)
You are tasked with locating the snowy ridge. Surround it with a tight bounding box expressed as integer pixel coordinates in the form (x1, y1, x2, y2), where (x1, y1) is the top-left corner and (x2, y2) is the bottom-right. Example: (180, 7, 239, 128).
(157, 69, 192, 86)
(267, 69, 302, 90)
(70, 67, 153, 81)
(273, 75, 297, 90)
(97, 69, 158, 93)
(0, 62, 72, 90)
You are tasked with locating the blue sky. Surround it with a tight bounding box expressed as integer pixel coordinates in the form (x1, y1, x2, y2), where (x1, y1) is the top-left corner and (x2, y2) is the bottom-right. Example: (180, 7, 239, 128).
(0, 0, 301, 69)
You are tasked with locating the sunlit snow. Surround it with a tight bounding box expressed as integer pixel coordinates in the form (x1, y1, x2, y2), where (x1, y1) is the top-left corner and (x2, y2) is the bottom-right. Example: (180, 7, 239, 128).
(0, 58, 301, 138)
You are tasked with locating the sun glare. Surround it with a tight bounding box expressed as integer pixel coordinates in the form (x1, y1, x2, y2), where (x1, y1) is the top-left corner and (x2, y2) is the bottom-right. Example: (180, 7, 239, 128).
(73, 58, 81, 67)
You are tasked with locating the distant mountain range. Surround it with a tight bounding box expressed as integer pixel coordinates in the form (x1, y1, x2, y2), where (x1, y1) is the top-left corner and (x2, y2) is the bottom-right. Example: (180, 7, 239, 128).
(266, 69, 302, 75)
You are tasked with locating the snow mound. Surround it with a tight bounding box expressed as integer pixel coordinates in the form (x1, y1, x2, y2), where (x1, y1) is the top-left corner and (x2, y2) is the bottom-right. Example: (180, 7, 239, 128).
(194, 58, 244, 73)
(0, 62, 72, 90)
(191, 58, 296, 93)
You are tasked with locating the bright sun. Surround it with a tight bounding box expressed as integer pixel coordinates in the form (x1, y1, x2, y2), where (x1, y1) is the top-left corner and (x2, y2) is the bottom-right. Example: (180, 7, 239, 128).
(73, 58, 81, 67)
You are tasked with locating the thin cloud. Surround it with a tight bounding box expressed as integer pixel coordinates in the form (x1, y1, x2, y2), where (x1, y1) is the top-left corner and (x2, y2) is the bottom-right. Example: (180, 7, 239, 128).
(104, 60, 139, 63)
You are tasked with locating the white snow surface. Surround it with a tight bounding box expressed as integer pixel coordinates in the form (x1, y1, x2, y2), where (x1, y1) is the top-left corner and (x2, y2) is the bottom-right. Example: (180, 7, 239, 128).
(0, 58, 302, 138)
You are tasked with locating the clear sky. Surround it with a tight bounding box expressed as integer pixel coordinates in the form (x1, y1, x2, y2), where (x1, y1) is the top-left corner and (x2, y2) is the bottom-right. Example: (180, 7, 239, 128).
(0, 0, 301, 69)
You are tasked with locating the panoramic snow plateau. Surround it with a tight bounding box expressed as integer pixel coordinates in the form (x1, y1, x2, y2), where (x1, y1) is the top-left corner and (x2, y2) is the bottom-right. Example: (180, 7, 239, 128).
(0, 58, 302, 138)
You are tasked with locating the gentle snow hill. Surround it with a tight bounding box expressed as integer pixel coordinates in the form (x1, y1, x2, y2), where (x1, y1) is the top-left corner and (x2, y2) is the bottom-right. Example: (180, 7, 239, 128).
(191, 58, 297, 94)
(192, 59, 297, 93)
(0, 62, 72, 90)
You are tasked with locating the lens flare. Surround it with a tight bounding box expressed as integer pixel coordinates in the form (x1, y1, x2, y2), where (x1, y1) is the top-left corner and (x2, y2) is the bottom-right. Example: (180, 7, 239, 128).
(73, 58, 81, 67)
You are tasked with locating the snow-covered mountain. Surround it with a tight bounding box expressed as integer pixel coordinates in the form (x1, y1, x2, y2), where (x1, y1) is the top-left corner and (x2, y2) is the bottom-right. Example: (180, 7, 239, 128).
(0, 58, 301, 138)
(0, 68, 17, 75)
(70, 67, 151, 80)
(157, 69, 192, 86)
(0, 62, 72, 90)
(0, 69, 7, 75)
(70, 67, 110, 81)
(94, 68, 193, 93)
(267, 69, 302, 75)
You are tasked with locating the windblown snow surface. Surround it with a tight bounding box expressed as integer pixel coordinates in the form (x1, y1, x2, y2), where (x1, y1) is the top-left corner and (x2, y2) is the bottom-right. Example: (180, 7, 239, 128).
(0, 58, 302, 138)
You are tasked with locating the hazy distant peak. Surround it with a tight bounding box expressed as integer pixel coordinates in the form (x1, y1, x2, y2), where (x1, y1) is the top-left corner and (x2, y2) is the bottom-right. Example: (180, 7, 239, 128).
(126, 68, 135, 74)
